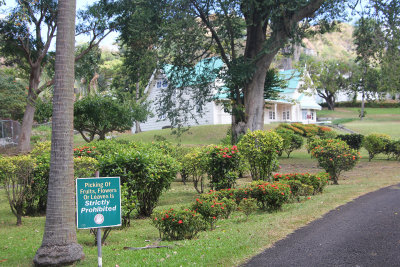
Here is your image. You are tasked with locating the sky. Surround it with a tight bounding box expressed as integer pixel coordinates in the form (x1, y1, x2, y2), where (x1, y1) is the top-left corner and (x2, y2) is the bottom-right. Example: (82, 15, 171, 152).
(0, 0, 118, 50)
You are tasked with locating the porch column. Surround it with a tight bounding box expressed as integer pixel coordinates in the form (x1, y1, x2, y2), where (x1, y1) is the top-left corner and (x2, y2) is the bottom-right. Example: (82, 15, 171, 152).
(274, 103, 277, 121)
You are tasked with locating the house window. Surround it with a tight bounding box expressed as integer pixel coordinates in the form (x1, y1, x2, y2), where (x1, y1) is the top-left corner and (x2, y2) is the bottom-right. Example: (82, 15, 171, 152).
(311, 112, 314, 120)
(162, 79, 168, 87)
(269, 111, 275, 120)
(302, 110, 308, 120)
(156, 81, 162, 88)
(283, 110, 290, 120)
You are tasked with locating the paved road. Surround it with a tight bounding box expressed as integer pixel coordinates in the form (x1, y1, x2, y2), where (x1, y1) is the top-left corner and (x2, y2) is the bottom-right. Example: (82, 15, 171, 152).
(244, 184, 400, 267)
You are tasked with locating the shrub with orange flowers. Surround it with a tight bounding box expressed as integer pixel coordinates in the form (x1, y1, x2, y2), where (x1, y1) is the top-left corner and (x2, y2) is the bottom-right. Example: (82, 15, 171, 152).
(248, 181, 292, 211)
(205, 145, 241, 190)
(73, 145, 99, 158)
(151, 208, 206, 240)
(310, 139, 360, 184)
(191, 196, 237, 229)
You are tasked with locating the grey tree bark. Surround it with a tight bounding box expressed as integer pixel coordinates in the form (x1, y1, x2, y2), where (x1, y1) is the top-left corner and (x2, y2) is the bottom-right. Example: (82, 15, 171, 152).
(34, 0, 84, 265)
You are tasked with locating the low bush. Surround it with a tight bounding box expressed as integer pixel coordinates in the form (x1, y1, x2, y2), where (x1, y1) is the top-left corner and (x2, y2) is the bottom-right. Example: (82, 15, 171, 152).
(310, 139, 360, 184)
(192, 196, 237, 229)
(152, 208, 206, 240)
(383, 140, 400, 161)
(336, 134, 364, 150)
(0, 155, 35, 225)
(74, 156, 98, 178)
(238, 198, 258, 220)
(248, 181, 291, 211)
(273, 172, 329, 195)
(238, 130, 282, 181)
(205, 145, 241, 190)
(276, 129, 303, 158)
(182, 148, 207, 193)
(99, 145, 180, 217)
(363, 133, 391, 161)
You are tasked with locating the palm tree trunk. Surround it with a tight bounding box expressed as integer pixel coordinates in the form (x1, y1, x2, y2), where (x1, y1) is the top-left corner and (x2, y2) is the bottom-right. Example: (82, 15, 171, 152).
(34, 0, 84, 265)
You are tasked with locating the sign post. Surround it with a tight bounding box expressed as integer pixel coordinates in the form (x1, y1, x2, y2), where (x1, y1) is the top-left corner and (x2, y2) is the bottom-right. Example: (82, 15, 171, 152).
(76, 175, 121, 267)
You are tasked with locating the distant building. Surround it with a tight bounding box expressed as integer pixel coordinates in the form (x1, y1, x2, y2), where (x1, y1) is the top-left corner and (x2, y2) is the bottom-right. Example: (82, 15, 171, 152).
(137, 58, 321, 132)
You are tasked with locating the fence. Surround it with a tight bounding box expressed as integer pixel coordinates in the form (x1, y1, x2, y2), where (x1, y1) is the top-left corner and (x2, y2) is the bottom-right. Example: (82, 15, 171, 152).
(0, 120, 21, 147)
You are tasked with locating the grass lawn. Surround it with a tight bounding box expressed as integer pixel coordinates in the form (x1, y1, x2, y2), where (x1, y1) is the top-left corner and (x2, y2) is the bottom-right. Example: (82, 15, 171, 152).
(317, 107, 400, 138)
(1, 108, 400, 266)
(1, 149, 399, 266)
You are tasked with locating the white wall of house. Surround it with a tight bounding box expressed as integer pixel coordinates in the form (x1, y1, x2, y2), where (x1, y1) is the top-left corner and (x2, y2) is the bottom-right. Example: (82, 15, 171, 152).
(136, 69, 321, 132)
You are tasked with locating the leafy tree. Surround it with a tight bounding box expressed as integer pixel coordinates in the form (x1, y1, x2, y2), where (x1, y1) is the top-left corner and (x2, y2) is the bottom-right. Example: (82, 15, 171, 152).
(0, 68, 27, 121)
(369, 0, 400, 96)
(34, 0, 84, 265)
(302, 57, 354, 110)
(75, 44, 102, 96)
(74, 95, 136, 142)
(111, 0, 162, 133)
(0, 0, 114, 152)
(353, 16, 384, 118)
(156, 0, 353, 140)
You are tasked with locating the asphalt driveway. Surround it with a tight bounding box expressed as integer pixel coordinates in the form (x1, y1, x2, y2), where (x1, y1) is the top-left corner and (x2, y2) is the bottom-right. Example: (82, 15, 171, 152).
(244, 184, 400, 267)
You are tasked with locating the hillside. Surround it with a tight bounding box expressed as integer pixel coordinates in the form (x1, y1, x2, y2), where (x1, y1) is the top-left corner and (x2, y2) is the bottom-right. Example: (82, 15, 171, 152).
(303, 23, 356, 60)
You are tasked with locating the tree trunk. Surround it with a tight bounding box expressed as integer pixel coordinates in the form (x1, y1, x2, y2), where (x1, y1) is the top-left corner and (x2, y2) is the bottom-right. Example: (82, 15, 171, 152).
(17, 102, 36, 153)
(34, 0, 84, 266)
(17, 65, 42, 153)
(325, 94, 335, 111)
(244, 65, 267, 131)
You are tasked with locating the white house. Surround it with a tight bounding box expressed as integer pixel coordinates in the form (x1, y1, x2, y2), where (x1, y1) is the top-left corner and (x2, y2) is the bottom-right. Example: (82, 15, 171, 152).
(137, 58, 321, 132)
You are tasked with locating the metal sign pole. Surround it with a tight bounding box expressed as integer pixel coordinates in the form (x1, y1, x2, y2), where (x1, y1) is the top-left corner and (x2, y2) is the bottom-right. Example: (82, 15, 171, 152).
(97, 228, 102, 267)
(95, 170, 102, 267)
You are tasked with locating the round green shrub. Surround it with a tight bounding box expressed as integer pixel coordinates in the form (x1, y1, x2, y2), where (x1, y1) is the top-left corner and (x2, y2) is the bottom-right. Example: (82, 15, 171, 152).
(152, 208, 206, 240)
(310, 139, 360, 184)
(238, 130, 283, 181)
(99, 145, 180, 217)
(363, 133, 391, 161)
(336, 134, 364, 150)
(204, 145, 241, 190)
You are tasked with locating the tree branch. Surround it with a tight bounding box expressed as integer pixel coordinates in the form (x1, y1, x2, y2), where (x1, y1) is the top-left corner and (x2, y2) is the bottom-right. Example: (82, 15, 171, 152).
(190, 0, 230, 66)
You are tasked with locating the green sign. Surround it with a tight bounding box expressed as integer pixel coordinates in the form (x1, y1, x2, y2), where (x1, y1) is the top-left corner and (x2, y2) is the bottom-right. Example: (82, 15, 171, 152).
(76, 177, 121, 229)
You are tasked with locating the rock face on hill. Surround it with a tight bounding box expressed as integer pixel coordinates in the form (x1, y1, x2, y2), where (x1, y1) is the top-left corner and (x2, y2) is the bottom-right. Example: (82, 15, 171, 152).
(304, 23, 355, 60)
(276, 23, 356, 69)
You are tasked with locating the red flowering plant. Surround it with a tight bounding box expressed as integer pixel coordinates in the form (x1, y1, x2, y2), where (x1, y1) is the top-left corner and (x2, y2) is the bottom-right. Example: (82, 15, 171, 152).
(73, 145, 99, 159)
(191, 196, 237, 229)
(310, 139, 360, 185)
(151, 208, 206, 240)
(205, 145, 241, 190)
(273, 172, 329, 195)
(248, 181, 291, 211)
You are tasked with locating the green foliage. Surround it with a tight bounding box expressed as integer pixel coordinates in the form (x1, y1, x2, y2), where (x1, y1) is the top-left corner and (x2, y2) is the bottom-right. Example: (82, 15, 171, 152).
(336, 134, 364, 150)
(98, 144, 180, 217)
(302, 57, 354, 110)
(310, 139, 360, 184)
(384, 140, 400, 161)
(276, 129, 303, 158)
(204, 145, 241, 190)
(248, 181, 291, 211)
(273, 172, 329, 196)
(0, 69, 26, 121)
(74, 157, 98, 178)
(34, 98, 53, 124)
(182, 147, 207, 193)
(238, 130, 282, 181)
(74, 95, 136, 142)
(152, 208, 206, 240)
(238, 198, 258, 220)
(0, 155, 35, 225)
(363, 133, 391, 161)
(192, 196, 237, 230)
(121, 183, 137, 227)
